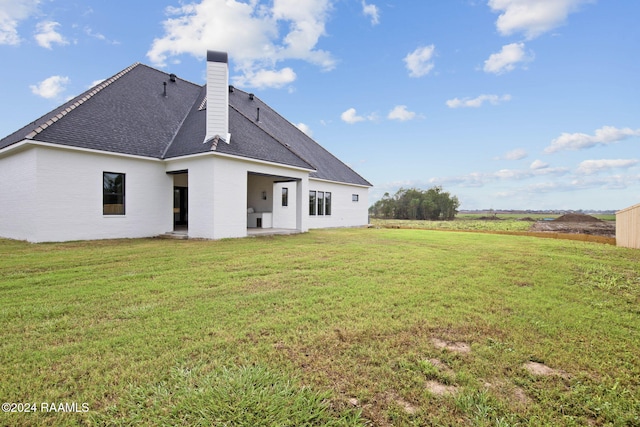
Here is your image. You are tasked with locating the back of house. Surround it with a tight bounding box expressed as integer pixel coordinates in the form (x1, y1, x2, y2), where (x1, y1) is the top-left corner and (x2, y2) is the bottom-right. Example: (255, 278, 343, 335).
(0, 51, 371, 243)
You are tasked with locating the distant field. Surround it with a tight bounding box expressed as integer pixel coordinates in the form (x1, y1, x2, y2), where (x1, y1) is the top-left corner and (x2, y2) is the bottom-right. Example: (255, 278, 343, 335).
(457, 213, 560, 220)
(1, 229, 638, 426)
(456, 213, 616, 221)
(371, 214, 616, 243)
(371, 217, 534, 232)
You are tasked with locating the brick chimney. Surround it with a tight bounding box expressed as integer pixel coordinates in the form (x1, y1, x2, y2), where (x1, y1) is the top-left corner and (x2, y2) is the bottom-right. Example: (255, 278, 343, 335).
(205, 50, 230, 144)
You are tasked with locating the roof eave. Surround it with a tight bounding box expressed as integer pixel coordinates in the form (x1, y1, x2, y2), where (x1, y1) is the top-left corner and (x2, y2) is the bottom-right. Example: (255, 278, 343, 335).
(1, 139, 164, 162)
(309, 176, 373, 188)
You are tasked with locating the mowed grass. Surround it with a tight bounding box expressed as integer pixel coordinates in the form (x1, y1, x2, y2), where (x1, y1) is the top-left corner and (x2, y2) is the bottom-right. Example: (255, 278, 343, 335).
(1, 229, 639, 426)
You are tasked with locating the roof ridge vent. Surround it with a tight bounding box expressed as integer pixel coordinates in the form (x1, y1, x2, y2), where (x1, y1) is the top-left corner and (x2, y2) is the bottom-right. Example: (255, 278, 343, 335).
(198, 97, 207, 111)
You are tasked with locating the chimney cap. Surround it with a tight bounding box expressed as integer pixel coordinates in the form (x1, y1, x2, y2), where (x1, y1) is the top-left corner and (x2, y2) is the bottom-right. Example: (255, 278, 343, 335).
(207, 50, 228, 63)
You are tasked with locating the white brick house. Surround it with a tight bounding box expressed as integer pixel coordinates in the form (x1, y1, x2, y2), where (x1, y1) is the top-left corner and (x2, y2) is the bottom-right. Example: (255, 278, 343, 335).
(0, 51, 371, 242)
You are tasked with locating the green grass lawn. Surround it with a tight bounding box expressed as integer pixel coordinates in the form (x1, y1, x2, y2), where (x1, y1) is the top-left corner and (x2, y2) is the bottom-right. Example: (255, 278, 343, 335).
(1, 229, 639, 426)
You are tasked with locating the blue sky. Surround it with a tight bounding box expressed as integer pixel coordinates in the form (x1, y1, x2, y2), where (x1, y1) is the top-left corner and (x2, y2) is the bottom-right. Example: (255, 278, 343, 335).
(1, 0, 638, 210)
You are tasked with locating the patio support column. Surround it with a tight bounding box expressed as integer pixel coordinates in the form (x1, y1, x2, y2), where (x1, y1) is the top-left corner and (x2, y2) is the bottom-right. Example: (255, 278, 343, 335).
(296, 178, 309, 233)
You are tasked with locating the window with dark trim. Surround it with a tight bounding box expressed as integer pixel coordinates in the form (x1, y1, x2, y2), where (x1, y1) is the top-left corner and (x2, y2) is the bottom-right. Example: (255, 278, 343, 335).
(309, 191, 316, 215)
(317, 191, 324, 215)
(352, 194, 359, 202)
(282, 187, 288, 207)
(325, 192, 331, 216)
(103, 172, 125, 215)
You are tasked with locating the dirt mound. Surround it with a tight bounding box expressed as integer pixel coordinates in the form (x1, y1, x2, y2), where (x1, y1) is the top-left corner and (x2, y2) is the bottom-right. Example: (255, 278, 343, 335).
(530, 214, 615, 238)
(553, 213, 601, 223)
(476, 216, 502, 220)
(517, 217, 536, 222)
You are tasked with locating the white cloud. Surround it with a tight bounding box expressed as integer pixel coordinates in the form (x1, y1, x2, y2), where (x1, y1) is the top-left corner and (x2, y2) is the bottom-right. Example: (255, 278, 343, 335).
(147, 0, 334, 89)
(404, 45, 436, 77)
(429, 165, 569, 187)
(387, 105, 417, 122)
(84, 27, 119, 45)
(484, 42, 532, 74)
(518, 173, 639, 195)
(545, 126, 640, 153)
(576, 159, 639, 175)
(362, 0, 380, 25)
(272, 0, 334, 66)
(90, 79, 106, 88)
(29, 75, 70, 99)
(502, 148, 528, 160)
(232, 67, 296, 89)
(341, 108, 366, 124)
(296, 122, 313, 137)
(34, 21, 68, 49)
(0, 0, 39, 45)
(488, 0, 593, 40)
(530, 159, 549, 169)
(446, 94, 511, 108)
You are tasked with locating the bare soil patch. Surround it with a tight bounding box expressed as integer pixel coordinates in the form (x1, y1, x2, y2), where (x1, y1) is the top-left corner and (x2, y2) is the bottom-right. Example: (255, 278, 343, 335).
(529, 213, 615, 238)
(512, 386, 530, 404)
(523, 361, 569, 378)
(431, 338, 471, 353)
(392, 394, 419, 414)
(426, 380, 458, 396)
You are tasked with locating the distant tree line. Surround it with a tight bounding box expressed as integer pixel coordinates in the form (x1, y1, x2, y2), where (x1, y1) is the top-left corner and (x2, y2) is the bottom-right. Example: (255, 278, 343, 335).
(369, 186, 460, 220)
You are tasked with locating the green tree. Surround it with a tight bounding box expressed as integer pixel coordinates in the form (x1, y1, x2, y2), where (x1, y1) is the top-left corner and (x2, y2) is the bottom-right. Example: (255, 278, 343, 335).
(369, 186, 460, 220)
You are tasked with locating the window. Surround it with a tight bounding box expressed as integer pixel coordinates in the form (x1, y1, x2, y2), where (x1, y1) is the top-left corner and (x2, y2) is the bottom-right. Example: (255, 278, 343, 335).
(103, 172, 125, 215)
(317, 191, 324, 215)
(309, 191, 316, 215)
(352, 194, 359, 202)
(310, 190, 332, 216)
(282, 187, 288, 207)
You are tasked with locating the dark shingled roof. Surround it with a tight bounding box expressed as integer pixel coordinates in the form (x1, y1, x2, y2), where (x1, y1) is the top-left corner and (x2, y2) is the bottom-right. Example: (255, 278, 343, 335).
(164, 86, 314, 171)
(0, 62, 371, 187)
(0, 64, 202, 158)
(227, 88, 371, 186)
